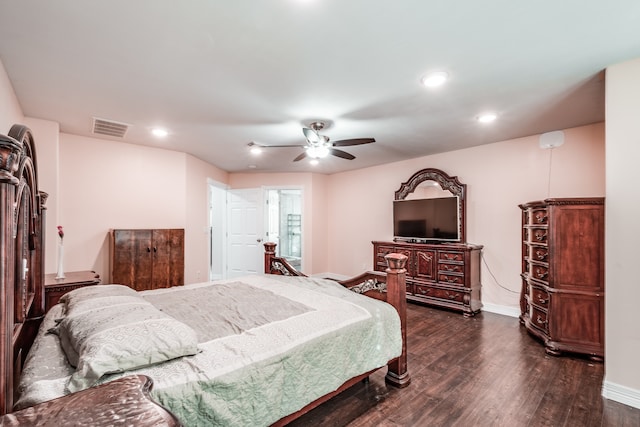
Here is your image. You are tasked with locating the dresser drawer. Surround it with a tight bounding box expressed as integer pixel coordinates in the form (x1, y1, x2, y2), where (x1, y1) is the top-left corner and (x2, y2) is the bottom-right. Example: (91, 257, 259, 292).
(530, 306, 549, 333)
(414, 284, 464, 303)
(438, 274, 464, 285)
(529, 246, 548, 262)
(531, 208, 549, 225)
(528, 228, 548, 244)
(374, 245, 395, 271)
(530, 265, 549, 283)
(439, 251, 464, 262)
(530, 286, 550, 308)
(438, 263, 463, 274)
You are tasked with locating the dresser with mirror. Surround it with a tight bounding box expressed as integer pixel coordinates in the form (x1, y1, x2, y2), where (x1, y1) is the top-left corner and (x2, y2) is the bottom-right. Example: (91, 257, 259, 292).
(372, 168, 482, 316)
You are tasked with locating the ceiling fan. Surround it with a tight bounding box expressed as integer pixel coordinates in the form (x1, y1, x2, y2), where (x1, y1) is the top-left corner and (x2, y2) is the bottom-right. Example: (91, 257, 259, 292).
(250, 122, 375, 162)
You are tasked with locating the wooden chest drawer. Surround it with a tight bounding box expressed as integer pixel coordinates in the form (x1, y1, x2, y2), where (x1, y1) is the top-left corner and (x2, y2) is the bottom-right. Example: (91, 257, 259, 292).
(528, 228, 548, 244)
(529, 246, 548, 262)
(530, 264, 549, 283)
(530, 306, 549, 334)
(530, 286, 550, 308)
(531, 208, 549, 225)
(414, 284, 464, 303)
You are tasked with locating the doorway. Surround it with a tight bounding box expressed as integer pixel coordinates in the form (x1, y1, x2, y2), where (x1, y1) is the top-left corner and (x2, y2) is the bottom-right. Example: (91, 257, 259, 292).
(208, 185, 303, 279)
(266, 188, 303, 271)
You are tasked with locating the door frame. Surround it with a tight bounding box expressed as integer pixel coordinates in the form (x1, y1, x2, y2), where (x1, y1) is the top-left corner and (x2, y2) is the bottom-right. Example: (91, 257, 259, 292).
(208, 179, 228, 281)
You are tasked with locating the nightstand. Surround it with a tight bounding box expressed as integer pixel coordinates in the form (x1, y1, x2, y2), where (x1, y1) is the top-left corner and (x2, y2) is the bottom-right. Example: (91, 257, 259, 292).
(44, 270, 101, 312)
(2, 375, 182, 426)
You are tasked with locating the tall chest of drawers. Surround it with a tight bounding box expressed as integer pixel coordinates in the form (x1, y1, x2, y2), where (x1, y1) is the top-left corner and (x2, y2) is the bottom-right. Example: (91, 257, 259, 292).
(519, 198, 605, 360)
(373, 241, 482, 316)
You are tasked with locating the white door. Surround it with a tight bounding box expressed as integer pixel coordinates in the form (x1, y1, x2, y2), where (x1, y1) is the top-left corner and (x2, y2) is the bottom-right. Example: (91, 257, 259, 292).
(227, 188, 264, 278)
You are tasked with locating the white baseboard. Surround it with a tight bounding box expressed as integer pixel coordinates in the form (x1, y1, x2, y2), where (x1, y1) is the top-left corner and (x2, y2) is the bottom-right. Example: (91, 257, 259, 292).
(481, 303, 520, 318)
(602, 378, 640, 409)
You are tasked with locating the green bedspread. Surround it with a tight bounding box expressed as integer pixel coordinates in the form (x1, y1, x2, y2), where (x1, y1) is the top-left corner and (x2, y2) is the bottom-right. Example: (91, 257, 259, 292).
(16, 274, 402, 426)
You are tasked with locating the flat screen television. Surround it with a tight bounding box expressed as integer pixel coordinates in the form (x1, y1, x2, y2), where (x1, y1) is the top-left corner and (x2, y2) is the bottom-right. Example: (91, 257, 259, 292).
(393, 196, 460, 243)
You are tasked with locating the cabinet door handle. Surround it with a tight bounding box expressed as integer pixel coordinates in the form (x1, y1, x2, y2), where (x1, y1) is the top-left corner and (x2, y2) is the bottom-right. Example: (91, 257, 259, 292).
(153, 247, 157, 252)
(147, 247, 151, 252)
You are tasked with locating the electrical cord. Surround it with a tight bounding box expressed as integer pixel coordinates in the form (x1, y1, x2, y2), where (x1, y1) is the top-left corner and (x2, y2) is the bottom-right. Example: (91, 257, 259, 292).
(481, 251, 520, 294)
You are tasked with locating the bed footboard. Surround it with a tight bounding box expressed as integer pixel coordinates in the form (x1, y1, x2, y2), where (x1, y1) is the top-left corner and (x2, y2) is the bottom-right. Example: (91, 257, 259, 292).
(263, 243, 410, 388)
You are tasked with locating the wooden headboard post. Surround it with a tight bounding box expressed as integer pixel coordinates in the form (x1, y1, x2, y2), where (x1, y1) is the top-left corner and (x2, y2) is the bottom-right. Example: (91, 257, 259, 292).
(0, 125, 46, 415)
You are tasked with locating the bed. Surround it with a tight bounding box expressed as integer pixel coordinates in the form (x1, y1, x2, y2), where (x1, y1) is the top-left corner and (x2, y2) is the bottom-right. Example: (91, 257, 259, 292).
(0, 124, 410, 426)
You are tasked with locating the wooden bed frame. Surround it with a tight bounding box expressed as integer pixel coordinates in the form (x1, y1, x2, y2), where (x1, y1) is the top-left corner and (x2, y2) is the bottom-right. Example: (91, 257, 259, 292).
(0, 124, 47, 415)
(0, 124, 409, 424)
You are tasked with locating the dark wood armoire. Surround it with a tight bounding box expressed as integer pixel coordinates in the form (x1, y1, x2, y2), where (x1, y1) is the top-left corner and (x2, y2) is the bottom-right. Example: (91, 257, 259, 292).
(519, 198, 605, 360)
(110, 229, 184, 291)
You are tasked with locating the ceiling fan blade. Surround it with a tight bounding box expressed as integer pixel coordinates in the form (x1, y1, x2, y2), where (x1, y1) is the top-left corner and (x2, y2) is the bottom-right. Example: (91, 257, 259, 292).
(302, 127, 320, 143)
(293, 152, 308, 162)
(331, 138, 375, 147)
(330, 148, 356, 160)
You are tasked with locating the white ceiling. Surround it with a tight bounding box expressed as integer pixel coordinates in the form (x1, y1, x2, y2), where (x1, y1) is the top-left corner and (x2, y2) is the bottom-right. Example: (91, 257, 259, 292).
(1, 1, 639, 174)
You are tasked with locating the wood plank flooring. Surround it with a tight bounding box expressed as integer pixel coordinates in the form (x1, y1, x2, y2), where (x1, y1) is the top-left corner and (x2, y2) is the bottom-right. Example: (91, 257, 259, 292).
(289, 303, 640, 427)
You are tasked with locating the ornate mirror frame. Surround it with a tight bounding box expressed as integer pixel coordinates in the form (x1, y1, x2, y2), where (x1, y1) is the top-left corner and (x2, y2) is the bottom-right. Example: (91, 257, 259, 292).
(394, 168, 466, 243)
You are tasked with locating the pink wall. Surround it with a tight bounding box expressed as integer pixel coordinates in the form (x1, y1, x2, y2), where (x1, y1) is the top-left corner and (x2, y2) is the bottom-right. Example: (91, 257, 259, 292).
(58, 133, 228, 284)
(0, 59, 23, 132)
(22, 117, 60, 273)
(327, 123, 605, 313)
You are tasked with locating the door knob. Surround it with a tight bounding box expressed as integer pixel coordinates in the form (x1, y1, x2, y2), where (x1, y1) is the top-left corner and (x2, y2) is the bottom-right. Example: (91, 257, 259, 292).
(257, 238, 263, 243)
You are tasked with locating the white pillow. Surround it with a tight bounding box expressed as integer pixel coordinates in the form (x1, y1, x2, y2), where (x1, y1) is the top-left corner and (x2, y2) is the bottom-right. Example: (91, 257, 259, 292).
(53, 287, 199, 393)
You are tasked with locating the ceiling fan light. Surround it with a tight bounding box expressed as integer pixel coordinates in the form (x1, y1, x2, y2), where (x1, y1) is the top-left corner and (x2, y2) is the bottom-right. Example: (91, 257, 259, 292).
(309, 159, 319, 166)
(248, 142, 262, 155)
(306, 145, 330, 159)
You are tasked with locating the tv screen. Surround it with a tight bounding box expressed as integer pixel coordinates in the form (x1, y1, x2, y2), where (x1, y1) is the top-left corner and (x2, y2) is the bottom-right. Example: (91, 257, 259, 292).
(393, 197, 459, 242)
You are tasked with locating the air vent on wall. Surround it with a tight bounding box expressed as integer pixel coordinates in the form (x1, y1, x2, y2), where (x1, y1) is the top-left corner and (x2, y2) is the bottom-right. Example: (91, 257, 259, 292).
(92, 117, 130, 138)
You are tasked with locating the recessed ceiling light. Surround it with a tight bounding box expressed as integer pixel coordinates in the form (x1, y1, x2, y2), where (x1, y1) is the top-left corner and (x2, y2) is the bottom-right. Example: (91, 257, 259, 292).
(151, 128, 168, 137)
(421, 71, 449, 88)
(477, 113, 497, 124)
(248, 164, 257, 169)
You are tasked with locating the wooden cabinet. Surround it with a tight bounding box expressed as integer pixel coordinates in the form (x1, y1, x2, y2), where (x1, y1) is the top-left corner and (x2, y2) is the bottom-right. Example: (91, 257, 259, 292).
(373, 241, 482, 316)
(44, 271, 101, 312)
(519, 198, 604, 360)
(110, 229, 184, 291)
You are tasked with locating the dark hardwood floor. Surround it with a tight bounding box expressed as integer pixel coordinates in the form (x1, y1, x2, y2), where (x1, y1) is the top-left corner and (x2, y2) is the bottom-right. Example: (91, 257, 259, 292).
(290, 303, 640, 427)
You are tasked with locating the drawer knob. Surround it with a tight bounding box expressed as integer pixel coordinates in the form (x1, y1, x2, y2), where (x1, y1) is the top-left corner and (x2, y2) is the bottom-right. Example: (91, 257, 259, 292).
(536, 315, 548, 325)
